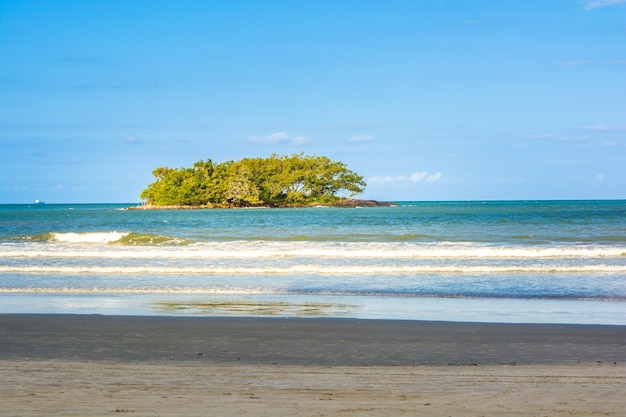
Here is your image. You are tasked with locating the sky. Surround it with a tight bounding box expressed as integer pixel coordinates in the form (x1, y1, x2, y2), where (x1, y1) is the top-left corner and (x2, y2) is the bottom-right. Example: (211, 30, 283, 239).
(0, 0, 625, 203)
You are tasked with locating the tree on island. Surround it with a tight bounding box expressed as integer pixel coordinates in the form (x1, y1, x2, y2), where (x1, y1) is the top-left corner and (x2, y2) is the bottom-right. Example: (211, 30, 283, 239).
(140, 154, 367, 207)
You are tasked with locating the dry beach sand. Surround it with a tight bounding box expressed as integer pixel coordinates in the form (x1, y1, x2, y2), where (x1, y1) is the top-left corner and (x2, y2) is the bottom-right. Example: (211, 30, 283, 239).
(1, 314, 625, 416)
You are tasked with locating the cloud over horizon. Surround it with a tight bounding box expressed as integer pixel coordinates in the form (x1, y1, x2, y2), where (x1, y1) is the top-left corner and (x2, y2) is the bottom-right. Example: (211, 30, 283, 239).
(369, 171, 442, 185)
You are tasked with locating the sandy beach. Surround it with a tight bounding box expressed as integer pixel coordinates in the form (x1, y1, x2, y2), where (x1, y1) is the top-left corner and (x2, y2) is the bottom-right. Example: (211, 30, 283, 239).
(2, 314, 625, 416)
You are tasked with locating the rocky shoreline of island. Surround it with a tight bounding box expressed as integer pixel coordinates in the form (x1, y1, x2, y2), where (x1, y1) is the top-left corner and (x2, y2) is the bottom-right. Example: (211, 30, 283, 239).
(127, 199, 398, 210)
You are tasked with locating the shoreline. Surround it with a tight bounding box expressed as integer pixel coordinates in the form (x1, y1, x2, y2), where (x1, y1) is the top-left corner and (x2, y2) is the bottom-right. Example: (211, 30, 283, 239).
(3, 314, 625, 416)
(127, 199, 399, 210)
(2, 314, 624, 365)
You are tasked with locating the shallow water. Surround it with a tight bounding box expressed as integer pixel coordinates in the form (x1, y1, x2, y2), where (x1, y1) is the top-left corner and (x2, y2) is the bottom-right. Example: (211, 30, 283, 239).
(1, 201, 624, 323)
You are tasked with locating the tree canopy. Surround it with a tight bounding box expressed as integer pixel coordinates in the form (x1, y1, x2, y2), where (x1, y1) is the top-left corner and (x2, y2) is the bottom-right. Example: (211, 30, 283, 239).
(140, 154, 367, 207)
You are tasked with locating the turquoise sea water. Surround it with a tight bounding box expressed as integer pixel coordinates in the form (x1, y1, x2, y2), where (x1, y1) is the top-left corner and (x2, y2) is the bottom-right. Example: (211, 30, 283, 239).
(1, 201, 625, 324)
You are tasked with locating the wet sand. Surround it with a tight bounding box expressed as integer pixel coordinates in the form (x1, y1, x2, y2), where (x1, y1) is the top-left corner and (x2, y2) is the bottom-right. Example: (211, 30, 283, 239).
(2, 314, 625, 416)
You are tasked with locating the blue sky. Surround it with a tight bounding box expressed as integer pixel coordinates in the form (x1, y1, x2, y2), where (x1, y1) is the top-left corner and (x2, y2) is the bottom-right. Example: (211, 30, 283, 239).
(1, 0, 624, 203)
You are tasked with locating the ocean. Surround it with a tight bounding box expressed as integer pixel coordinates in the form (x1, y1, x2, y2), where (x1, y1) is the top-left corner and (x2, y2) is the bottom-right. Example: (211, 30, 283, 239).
(1, 200, 624, 324)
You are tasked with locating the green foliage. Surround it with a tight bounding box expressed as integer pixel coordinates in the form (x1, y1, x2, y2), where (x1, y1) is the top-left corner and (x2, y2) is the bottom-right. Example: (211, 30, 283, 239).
(140, 154, 366, 207)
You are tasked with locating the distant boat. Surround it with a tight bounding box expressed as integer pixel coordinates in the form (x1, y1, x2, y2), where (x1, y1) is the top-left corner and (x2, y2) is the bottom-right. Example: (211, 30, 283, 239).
(34, 199, 45, 205)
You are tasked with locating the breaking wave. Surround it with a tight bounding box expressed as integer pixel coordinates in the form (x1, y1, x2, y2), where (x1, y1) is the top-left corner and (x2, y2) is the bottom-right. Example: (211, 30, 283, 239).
(6, 232, 195, 246)
(1, 239, 624, 259)
(50, 232, 130, 244)
(1, 264, 625, 275)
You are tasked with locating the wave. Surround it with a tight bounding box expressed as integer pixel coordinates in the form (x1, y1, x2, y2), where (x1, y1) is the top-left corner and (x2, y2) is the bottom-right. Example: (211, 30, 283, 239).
(50, 232, 130, 244)
(1, 264, 625, 275)
(1, 287, 623, 302)
(1, 241, 624, 259)
(5, 232, 195, 245)
(117, 233, 194, 246)
(0, 287, 273, 294)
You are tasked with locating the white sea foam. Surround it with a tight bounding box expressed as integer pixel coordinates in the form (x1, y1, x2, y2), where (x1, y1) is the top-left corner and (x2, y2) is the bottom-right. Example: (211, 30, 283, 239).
(1, 241, 625, 259)
(1, 264, 624, 275)
(0, 287, 273, 294)
(50, 232, 130, 244)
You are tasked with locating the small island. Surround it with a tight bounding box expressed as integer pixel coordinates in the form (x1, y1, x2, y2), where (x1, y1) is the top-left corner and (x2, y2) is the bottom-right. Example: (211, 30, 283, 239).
(133, 154, 395, 209)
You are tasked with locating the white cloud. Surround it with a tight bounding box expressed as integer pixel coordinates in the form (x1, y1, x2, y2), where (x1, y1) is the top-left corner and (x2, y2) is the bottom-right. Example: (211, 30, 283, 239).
(268, 132, 290, 143)
(580, 0, 626, 10)
(594, 173, 605, 182)
(290, 136, 310, 146)
(580, 124, 625, 133)
(368, 175, 397, 184)
(348, 134, 374, 143)
(409, 172, 428, 182)
(425, 172, 442, 183)
(369, 171, 442, 185)
(245, 132, 310, 146)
